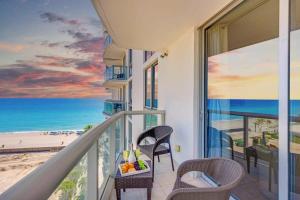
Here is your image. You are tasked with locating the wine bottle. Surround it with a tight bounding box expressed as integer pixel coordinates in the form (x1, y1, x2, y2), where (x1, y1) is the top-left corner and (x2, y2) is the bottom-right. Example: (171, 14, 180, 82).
(128, 143, 136, 164)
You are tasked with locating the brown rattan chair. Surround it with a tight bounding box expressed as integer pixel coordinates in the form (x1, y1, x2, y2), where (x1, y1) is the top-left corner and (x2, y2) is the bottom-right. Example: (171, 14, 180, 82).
(166, 158, 244, 200)
(137, 125, 174, 181)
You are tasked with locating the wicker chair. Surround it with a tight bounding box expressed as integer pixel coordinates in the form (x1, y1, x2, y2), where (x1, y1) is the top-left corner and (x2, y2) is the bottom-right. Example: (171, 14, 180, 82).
(137, 125, 174, 181)
(166, 158, 244, 200)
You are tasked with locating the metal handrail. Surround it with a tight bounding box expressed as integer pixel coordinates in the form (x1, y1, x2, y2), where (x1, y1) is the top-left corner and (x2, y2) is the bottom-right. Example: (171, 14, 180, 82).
(0, 110, 165, 200)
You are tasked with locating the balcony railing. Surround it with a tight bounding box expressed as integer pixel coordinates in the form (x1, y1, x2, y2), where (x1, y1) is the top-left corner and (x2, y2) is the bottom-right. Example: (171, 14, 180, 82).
(0, 110, 165, 200)
(104, 34, 113, 49)
(105, 66, 128, 81)
(207, 109, 300, 156)
(103, 100, 125, 116)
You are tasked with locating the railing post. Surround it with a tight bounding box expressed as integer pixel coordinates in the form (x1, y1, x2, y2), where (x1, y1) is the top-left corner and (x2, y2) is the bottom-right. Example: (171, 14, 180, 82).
(120, 115, 125, 151)
(87, 142, 98, 200)
(161, 112, 166, 125)
(243, 116, 249, 155)
(109, 123, 116, 173)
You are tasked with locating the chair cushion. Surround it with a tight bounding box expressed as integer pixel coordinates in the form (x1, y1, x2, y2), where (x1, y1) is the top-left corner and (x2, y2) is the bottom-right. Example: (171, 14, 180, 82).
(138, 144, 169, 158)
(173, 179, 197, 191)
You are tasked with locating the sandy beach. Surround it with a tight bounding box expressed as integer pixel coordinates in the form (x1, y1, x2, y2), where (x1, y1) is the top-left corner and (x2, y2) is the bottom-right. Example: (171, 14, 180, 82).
(0, 132, 79, 150)
(0, 132, 79, 194)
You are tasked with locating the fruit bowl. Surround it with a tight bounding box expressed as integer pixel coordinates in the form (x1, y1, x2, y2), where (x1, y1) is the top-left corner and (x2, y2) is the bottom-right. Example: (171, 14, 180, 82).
(118, 160, 150, 177)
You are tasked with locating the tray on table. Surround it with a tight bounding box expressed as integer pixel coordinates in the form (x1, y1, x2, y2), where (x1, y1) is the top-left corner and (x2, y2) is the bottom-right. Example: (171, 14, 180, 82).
(118, 160, 150, 177)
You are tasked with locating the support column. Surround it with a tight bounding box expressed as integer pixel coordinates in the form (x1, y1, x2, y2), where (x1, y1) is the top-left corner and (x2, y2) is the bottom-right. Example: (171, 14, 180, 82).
(87, 142, 98, 200)
(278, 0, 290, 199)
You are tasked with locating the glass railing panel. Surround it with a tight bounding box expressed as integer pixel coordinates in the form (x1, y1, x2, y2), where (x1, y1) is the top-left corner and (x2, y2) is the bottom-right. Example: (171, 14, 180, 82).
(114, 117, 123, 159)
(98, 130, 111, 197)
(103, 101, 125, 116)
(105, 66, 128, 81)
(48, 154, 88, 200)
(104, 34, 112, 49)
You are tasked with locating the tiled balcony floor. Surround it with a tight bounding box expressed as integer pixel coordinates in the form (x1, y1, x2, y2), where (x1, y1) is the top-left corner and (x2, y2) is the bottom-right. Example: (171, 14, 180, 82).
(109, 155, 273, 200)
(109, 154, 210, 200)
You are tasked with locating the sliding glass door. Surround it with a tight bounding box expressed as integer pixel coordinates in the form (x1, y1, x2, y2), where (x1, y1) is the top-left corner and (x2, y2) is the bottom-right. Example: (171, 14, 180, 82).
(205, 0, 279, 199)
(290, 0, 300, 199)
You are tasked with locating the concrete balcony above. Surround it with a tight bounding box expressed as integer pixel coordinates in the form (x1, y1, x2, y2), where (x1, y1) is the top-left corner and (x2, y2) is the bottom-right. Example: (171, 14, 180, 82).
(92, 0, 231, 50)
(103, 65, 129, 88)
(103, 100, 125, 116)
(103, 34, 125, 66)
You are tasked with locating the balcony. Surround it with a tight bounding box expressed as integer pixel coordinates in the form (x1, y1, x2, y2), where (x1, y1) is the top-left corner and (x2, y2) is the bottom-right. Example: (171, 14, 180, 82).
(103, 34, 125, 66)
(0, 110, 166, 200)
(103, 66, 128, 88)
(103, 100, 125, 116)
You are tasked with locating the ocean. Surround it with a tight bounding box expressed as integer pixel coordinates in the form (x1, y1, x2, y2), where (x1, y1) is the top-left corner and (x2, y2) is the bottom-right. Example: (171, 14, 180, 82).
(0, 98, 105, 133)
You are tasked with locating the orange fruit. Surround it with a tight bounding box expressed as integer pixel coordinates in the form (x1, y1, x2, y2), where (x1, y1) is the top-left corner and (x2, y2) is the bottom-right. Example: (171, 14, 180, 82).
(128, 163, 134, 169)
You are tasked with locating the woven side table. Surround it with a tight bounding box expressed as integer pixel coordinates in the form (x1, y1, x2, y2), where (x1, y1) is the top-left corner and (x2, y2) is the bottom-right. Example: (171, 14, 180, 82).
(114, 159, 153, 200)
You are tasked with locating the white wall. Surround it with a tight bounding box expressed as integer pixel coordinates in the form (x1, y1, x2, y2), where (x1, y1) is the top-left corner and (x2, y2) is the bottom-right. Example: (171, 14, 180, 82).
(131, 50, 145, 147)
(157, 28, 198, 164)
(129, 29, 199, 162)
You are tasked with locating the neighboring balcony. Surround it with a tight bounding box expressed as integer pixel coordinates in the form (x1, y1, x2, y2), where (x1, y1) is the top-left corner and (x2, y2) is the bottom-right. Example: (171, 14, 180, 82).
(103, 100, 125, 116)
(103, 66, 128, 88)
(103, 34, 125, 66)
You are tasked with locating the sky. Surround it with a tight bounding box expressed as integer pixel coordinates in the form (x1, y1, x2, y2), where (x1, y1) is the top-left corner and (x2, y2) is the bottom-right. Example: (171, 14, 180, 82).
(208, 30, 300, 100)
(0, 0, 109, 98)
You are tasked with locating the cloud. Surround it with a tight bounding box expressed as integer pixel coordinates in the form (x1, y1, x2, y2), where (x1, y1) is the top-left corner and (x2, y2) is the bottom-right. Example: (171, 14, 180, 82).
(40, 40, 63, 48)
(65, 37, 104, 54)
(0, 42, 27, 53)
(0, 61, 108, 98)
(40, 12, 80, 26)
(0, 11, 107, 98)
(65, 30, 92, 40)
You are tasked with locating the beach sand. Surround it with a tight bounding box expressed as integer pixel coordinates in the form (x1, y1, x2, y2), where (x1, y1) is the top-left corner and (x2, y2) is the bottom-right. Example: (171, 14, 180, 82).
(0, 132, 79, 194)
(0, 132, 78, 149)
(0, 152, 56, 194)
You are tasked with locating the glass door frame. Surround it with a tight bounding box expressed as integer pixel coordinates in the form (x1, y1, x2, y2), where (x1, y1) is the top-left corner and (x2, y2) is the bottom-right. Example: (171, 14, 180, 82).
(198, 0, 291, 199)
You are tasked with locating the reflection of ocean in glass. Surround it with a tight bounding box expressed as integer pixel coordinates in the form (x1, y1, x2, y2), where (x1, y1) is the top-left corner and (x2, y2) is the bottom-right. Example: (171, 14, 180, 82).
(208, 99, 300, 120)
(0, 98, 105, 132)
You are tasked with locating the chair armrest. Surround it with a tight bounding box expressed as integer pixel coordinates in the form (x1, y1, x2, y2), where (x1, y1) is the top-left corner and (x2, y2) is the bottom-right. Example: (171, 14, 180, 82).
(177, 158, 212, 178)
(136, 128, 155, 145)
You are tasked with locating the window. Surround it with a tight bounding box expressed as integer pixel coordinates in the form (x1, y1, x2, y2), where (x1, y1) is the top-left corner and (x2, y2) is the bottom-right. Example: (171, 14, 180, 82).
(144, 61, 158, 109)
(289, 0, 300, 198)
(144, 51, 155, 62)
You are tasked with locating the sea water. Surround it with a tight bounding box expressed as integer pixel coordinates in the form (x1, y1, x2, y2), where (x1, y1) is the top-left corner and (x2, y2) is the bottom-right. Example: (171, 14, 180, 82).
(0, 98, 105, 133)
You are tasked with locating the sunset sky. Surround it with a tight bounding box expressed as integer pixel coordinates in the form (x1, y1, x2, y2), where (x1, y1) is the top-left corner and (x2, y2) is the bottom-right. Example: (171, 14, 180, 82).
(208, 30, 300, 100)
(0, 0, 109, 98)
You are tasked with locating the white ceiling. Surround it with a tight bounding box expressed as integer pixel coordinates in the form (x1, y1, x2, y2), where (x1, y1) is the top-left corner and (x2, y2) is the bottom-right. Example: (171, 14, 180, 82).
(92, 0, 233, 51)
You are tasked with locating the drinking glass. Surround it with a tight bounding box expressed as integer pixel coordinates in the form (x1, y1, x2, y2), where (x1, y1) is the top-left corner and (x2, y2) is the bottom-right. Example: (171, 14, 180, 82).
(135, 148, 142, 159)
(123, 150, 129, 162)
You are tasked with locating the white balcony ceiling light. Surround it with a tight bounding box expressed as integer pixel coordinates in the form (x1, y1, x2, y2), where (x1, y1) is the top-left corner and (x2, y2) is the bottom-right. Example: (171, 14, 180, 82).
(92, 0, 232, 51)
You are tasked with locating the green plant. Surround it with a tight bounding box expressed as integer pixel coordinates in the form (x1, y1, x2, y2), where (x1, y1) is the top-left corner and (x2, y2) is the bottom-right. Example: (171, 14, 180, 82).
(291, 135, 300, 144)
(234, 138, 244, 147)
(83, 124, 93, 133)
